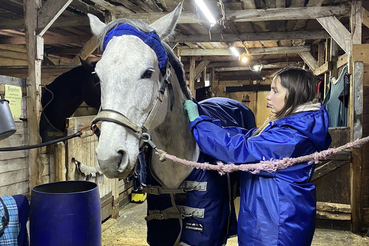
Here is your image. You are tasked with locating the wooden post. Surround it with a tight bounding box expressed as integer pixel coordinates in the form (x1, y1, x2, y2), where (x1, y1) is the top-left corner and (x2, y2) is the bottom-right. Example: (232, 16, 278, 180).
(349, 0, 363, 233)
(24, 0, 43, 190)
(189, 57, 196, 98)
(330, 39, 338, 79)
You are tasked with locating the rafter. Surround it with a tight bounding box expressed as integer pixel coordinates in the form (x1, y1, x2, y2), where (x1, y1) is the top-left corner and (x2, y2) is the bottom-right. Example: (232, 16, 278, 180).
(180, 46, 310, 56)
(173, 30, 329, 43)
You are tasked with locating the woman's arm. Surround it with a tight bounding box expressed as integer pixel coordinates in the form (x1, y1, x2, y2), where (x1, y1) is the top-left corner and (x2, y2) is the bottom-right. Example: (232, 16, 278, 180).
(190, 117, 311, 164)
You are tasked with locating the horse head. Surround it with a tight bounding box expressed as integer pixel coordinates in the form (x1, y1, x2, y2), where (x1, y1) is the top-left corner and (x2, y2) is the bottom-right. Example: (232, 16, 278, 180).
(88, 3, 198, 186)
(39, 59, 101, 143)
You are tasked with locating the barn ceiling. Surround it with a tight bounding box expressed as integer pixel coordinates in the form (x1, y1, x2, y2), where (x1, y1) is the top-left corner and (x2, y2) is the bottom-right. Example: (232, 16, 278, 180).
(0, 0, 368, 81)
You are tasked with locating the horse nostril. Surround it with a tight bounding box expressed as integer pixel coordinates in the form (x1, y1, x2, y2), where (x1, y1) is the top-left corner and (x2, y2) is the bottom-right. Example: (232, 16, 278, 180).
(117, 150, 125, 172)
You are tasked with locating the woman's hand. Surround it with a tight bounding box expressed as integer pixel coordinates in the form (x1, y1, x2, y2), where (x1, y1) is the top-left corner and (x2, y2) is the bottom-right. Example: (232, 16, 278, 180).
(184, 100, 200, 122)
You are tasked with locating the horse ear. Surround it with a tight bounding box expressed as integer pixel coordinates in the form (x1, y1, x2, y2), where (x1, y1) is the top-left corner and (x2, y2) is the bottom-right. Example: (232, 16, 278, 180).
(88, 14, 107, 37)
(79, 57, 90, 69)
(149, 2, 182, 40)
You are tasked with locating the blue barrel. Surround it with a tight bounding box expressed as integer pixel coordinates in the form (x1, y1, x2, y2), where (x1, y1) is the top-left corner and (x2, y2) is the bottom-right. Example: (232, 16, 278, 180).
(30, 181, 101, 246)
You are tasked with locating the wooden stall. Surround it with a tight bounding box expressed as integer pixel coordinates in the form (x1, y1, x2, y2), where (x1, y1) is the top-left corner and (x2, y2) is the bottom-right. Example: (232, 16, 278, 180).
(0, 0, 368, 234)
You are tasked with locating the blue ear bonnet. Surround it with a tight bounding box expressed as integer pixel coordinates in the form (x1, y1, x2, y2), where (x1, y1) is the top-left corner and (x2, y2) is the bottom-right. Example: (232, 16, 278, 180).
(103, 24, 168, 70)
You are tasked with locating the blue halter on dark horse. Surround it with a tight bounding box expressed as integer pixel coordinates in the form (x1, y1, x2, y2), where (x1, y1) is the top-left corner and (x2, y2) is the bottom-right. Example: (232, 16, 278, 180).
(39, 59, 101, 143)
(88, 4, 255, 245)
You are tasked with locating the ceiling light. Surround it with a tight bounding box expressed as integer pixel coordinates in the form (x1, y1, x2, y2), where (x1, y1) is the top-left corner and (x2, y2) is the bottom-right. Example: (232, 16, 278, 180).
(239, 53, 248, 63)
(229, 47, 240, 57)
(250, 64, 262, 72)
(195, 0, 216, 25)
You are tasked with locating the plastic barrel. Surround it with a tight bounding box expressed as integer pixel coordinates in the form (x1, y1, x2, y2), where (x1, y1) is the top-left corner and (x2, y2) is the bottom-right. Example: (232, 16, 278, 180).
(30, 181, 101, 246)
(0, 99, 16, 140)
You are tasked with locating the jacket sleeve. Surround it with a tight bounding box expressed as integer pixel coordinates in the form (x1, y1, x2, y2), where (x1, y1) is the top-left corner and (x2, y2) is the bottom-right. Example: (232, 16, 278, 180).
(190, 116, 312, 164)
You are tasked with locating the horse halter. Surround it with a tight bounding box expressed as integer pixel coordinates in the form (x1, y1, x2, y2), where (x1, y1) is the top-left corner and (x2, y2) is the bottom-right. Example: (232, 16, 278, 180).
(91, 64, 172, 148)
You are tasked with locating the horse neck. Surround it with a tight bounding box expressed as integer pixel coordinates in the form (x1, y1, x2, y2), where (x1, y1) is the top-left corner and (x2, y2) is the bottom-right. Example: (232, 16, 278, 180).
(150, 78, 199, 188)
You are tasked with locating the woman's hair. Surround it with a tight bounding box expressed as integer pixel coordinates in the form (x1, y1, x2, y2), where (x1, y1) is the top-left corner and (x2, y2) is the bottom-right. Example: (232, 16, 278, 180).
(252, 67, 319, 136)
(274, 67, 319, 119)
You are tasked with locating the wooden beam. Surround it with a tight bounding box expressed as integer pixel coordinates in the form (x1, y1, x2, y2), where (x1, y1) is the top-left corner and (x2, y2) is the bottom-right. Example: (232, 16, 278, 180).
(0, 35, 91, 45)
(363, 8, 369, 29)
(316, 16, 351, 54)
(313, 62, 329, 75)
(194, 61, 210, 81)
(173, 30, 329, 43)
(180, 46, 310, 56)
(37, 0, 73, 36)
(114, 5, 350, 23)
(89, 0, 132, 14)
(0, 5, 351, 30)
(298, 52, 318, 71)
(337, 53, 349, 68)
(215, 62, 300, 72)
(69, 36, 99, 65)
(189, 57, 195, 98)
(23, 0, 43, 190)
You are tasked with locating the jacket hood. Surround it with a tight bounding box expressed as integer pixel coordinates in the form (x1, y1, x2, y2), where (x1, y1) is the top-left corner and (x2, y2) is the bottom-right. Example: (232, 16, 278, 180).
(273, 105, 331, 151)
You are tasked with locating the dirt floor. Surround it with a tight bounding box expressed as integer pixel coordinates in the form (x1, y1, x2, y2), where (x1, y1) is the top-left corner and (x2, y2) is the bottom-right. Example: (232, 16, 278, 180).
(102, 201, 369, 246)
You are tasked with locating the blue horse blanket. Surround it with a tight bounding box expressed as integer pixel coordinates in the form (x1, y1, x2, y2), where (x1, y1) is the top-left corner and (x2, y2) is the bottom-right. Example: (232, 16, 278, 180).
(146, 97, 256, 246)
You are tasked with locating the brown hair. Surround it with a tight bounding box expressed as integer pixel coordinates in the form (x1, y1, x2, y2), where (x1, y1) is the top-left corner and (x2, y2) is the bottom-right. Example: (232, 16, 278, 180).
(253, 67, 319, 136)
(274, 67, 319, 119)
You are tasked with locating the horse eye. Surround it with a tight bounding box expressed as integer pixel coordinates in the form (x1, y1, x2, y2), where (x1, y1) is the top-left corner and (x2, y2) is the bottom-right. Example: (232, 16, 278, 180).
(141, 69, 153, 79)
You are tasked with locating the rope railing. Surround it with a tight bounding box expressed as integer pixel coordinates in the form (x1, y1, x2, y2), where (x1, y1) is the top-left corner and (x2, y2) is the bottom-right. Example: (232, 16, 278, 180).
(155, 135, 369, 175)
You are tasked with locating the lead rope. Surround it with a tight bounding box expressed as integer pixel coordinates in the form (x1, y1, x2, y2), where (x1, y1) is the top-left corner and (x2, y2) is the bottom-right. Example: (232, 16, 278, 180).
(154, 135, 369, 175)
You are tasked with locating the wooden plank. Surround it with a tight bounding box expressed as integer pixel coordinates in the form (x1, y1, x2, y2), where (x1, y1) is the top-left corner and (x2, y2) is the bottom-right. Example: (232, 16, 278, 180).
(313, 62, 329, 75)
(180, 46, 310, 56)
(89, 0, 132, 14)
(351, 147, 363, 232)
(37, 0, 73, 36)
(350, 0, 362, 46)
(0, 181, 29, 197)
(0, 168, 28, 187)
(0, 34, 91, 45)
(194, 60, 210, 81)
(189, 57, 195, 98)
(173, 30, 329, 43)
(312, 160, 350, 181)
(299, 52, 317, 71)
(69, 36, 99, 65)
(363, 8, 369, 29)
(352, 44, 369, 64)
(0, 158, 28, 173)
(337, 53, 349, 68)
(317, 201, 351, 213)
(113, 5, 350, 23)
(317, 42, 325, 67)
(215, 62, 300, 72)
(316, 16, 351, 54)
(316, 211, 351, 221)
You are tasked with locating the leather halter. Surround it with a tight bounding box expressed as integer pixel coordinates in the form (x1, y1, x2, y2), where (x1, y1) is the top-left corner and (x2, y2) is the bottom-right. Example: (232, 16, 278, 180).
(91, 64, 172, 138)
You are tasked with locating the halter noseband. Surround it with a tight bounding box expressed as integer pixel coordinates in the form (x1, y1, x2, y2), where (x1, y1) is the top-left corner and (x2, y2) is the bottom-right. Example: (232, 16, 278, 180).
(91, 64, 172, 138)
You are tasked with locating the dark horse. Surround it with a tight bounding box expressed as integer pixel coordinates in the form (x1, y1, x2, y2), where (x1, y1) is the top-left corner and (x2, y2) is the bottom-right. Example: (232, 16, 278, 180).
(39, 59, 100, 142)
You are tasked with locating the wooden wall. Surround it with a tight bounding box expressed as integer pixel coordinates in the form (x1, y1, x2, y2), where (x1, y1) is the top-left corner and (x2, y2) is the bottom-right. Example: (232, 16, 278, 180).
(0, 76, 29, 197)
(211, 76, 272, 127)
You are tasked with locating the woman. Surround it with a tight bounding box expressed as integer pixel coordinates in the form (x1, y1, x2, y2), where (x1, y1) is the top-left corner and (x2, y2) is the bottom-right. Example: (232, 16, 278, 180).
(184, 67, 331, 246)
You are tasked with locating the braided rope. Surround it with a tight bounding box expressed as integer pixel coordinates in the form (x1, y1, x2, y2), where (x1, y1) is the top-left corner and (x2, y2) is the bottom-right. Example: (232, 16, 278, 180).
(155, 135, 369, 175)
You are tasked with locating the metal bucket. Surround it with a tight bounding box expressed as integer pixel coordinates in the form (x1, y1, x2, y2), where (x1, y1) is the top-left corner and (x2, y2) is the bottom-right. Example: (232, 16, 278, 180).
(0, 99, 16, 140)
(30, 181, 101, 246)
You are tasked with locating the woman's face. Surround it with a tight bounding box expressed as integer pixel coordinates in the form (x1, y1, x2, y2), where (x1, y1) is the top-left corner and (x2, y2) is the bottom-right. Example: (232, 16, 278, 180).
(266, 76, 288, 114)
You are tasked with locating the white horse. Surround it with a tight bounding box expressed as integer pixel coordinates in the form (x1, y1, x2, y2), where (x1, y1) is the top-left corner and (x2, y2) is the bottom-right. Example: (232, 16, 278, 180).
(88, 3, 240, 246)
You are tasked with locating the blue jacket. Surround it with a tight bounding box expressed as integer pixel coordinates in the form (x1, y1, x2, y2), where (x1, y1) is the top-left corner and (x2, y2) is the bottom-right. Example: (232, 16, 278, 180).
(190, 106, 331, 246)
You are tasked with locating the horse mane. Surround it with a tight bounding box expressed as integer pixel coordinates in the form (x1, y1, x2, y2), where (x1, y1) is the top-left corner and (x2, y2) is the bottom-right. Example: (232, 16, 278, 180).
(97, 18, 191, 100)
